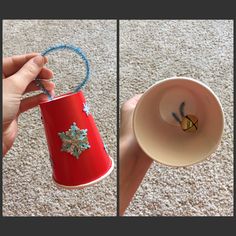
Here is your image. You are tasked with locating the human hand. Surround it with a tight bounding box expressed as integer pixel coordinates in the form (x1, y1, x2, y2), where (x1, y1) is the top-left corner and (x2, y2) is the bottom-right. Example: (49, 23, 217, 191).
(3, 53, 55, 156)
(119, 94, 153, 215)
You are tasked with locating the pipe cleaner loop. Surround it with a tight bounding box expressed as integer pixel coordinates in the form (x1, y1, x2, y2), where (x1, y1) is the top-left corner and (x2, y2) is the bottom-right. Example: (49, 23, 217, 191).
(36, 44, 90, 101)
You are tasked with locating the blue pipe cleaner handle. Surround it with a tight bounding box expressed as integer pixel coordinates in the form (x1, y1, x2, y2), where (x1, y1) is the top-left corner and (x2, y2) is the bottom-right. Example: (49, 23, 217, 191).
(35, 44, 90, 101)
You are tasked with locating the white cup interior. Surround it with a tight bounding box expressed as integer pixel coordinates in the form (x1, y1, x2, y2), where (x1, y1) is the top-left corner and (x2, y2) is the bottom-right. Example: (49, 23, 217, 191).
(133, 77, 224, 166)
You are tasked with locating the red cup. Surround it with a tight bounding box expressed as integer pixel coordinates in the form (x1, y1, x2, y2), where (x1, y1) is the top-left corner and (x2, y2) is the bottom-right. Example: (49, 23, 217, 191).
(39, 91, 114, 189)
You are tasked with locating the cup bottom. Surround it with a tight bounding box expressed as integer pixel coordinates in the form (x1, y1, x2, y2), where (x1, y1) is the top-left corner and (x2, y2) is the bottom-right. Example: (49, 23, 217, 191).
(52, 157, 114, 190)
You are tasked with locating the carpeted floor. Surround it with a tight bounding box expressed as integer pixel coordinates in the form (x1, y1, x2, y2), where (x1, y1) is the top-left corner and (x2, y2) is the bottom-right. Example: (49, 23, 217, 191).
(120, 20, 233, 216)
(3, 20, 117, 216)
(2, 19, 234, 217)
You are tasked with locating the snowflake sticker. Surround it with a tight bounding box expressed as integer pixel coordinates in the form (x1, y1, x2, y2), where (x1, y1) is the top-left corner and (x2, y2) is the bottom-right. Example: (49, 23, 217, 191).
(58, 122, 90, 159)
(83, 102, 90, 116)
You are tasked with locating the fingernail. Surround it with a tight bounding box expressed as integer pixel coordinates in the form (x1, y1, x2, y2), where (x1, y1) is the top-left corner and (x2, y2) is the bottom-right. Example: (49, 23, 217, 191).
(50, 89, 55, 98)
(50, 82, 55, 88)
(43, 56, 48, 63)
(40, 94, 49, 102)
(33, 55, 44, 66)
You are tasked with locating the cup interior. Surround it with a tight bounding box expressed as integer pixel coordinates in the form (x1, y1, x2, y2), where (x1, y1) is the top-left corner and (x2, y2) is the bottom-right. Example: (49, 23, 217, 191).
(133, 77, 224, 166)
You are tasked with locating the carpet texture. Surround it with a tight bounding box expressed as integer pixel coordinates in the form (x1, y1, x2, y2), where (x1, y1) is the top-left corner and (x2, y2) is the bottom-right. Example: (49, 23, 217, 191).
(120, 20, 233, 216)
(3, 20, 117, 216)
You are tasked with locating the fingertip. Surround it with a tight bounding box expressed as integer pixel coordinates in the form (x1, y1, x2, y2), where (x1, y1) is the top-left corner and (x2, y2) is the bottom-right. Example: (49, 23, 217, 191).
(38, 67, 54, 80)
(49, 81, 55, 89)
(42, 80, 55, 90)
(39, 93, 49, 102)
(43, 56, 48, 64)
(25, 52, 40, 60)
(48, 69, 54, 78)
(32, 55, 45, 66)
(50, 89, 55, 98)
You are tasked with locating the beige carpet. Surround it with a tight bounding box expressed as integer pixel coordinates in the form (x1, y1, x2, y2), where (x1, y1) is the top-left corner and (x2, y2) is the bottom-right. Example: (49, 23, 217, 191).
(3, 20, 117, 216)
(120, 20, 233, 216)
(2, 19, 234, 217)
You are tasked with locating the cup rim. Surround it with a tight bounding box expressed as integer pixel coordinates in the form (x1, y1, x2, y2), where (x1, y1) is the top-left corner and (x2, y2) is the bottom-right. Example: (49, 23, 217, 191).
(39, 91, 81, 106)
(132, 76, 224, 167)
(52, 156, 114, 189)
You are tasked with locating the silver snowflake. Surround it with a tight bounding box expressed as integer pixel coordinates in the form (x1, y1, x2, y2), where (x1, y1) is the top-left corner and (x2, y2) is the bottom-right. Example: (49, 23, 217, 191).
(83, 102, 90, 116)
(58, 122, 90, 159)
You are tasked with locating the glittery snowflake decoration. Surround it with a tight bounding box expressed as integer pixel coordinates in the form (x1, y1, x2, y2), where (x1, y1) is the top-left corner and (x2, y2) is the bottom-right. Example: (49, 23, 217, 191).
(58, 122, 90, 159)
(83, 102, 90, 116)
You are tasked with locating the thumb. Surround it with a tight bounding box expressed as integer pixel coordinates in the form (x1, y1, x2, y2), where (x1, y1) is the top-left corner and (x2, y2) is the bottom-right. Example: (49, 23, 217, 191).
(11, 55, 46, 93)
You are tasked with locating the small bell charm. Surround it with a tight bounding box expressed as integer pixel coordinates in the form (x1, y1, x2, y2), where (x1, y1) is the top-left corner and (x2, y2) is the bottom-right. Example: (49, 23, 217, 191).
(181, 114, 198, 132)
(172, 102, 198, 133)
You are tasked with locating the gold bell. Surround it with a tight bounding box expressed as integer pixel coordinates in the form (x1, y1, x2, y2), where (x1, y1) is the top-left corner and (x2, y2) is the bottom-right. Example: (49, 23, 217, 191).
(181, 114, 198, 132)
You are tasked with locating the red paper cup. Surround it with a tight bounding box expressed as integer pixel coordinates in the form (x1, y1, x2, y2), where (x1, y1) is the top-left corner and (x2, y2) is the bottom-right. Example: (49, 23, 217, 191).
(39, 91, 114, 189)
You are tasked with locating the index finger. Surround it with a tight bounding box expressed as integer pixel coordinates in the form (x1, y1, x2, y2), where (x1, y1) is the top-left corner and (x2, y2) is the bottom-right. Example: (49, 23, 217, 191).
(2, 53, 42, 78)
